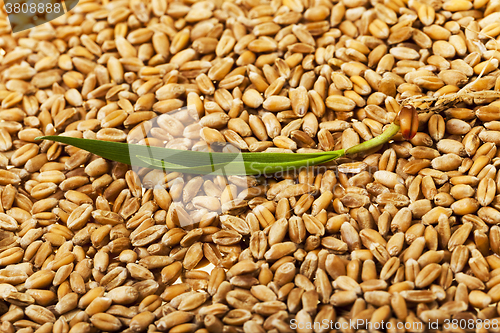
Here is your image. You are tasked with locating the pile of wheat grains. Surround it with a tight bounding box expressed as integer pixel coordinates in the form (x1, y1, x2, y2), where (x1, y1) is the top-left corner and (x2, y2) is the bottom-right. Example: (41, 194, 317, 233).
(2, 0, 500, 332)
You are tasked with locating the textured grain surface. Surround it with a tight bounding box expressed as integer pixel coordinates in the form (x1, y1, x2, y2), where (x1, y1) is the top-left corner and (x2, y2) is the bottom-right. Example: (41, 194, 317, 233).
(2, 0, 500, 332)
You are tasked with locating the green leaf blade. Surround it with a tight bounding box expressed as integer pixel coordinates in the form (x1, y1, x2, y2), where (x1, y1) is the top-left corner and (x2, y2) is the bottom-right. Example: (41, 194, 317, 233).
(37, 136, 346, 175)
(37, 117, 400, 176)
